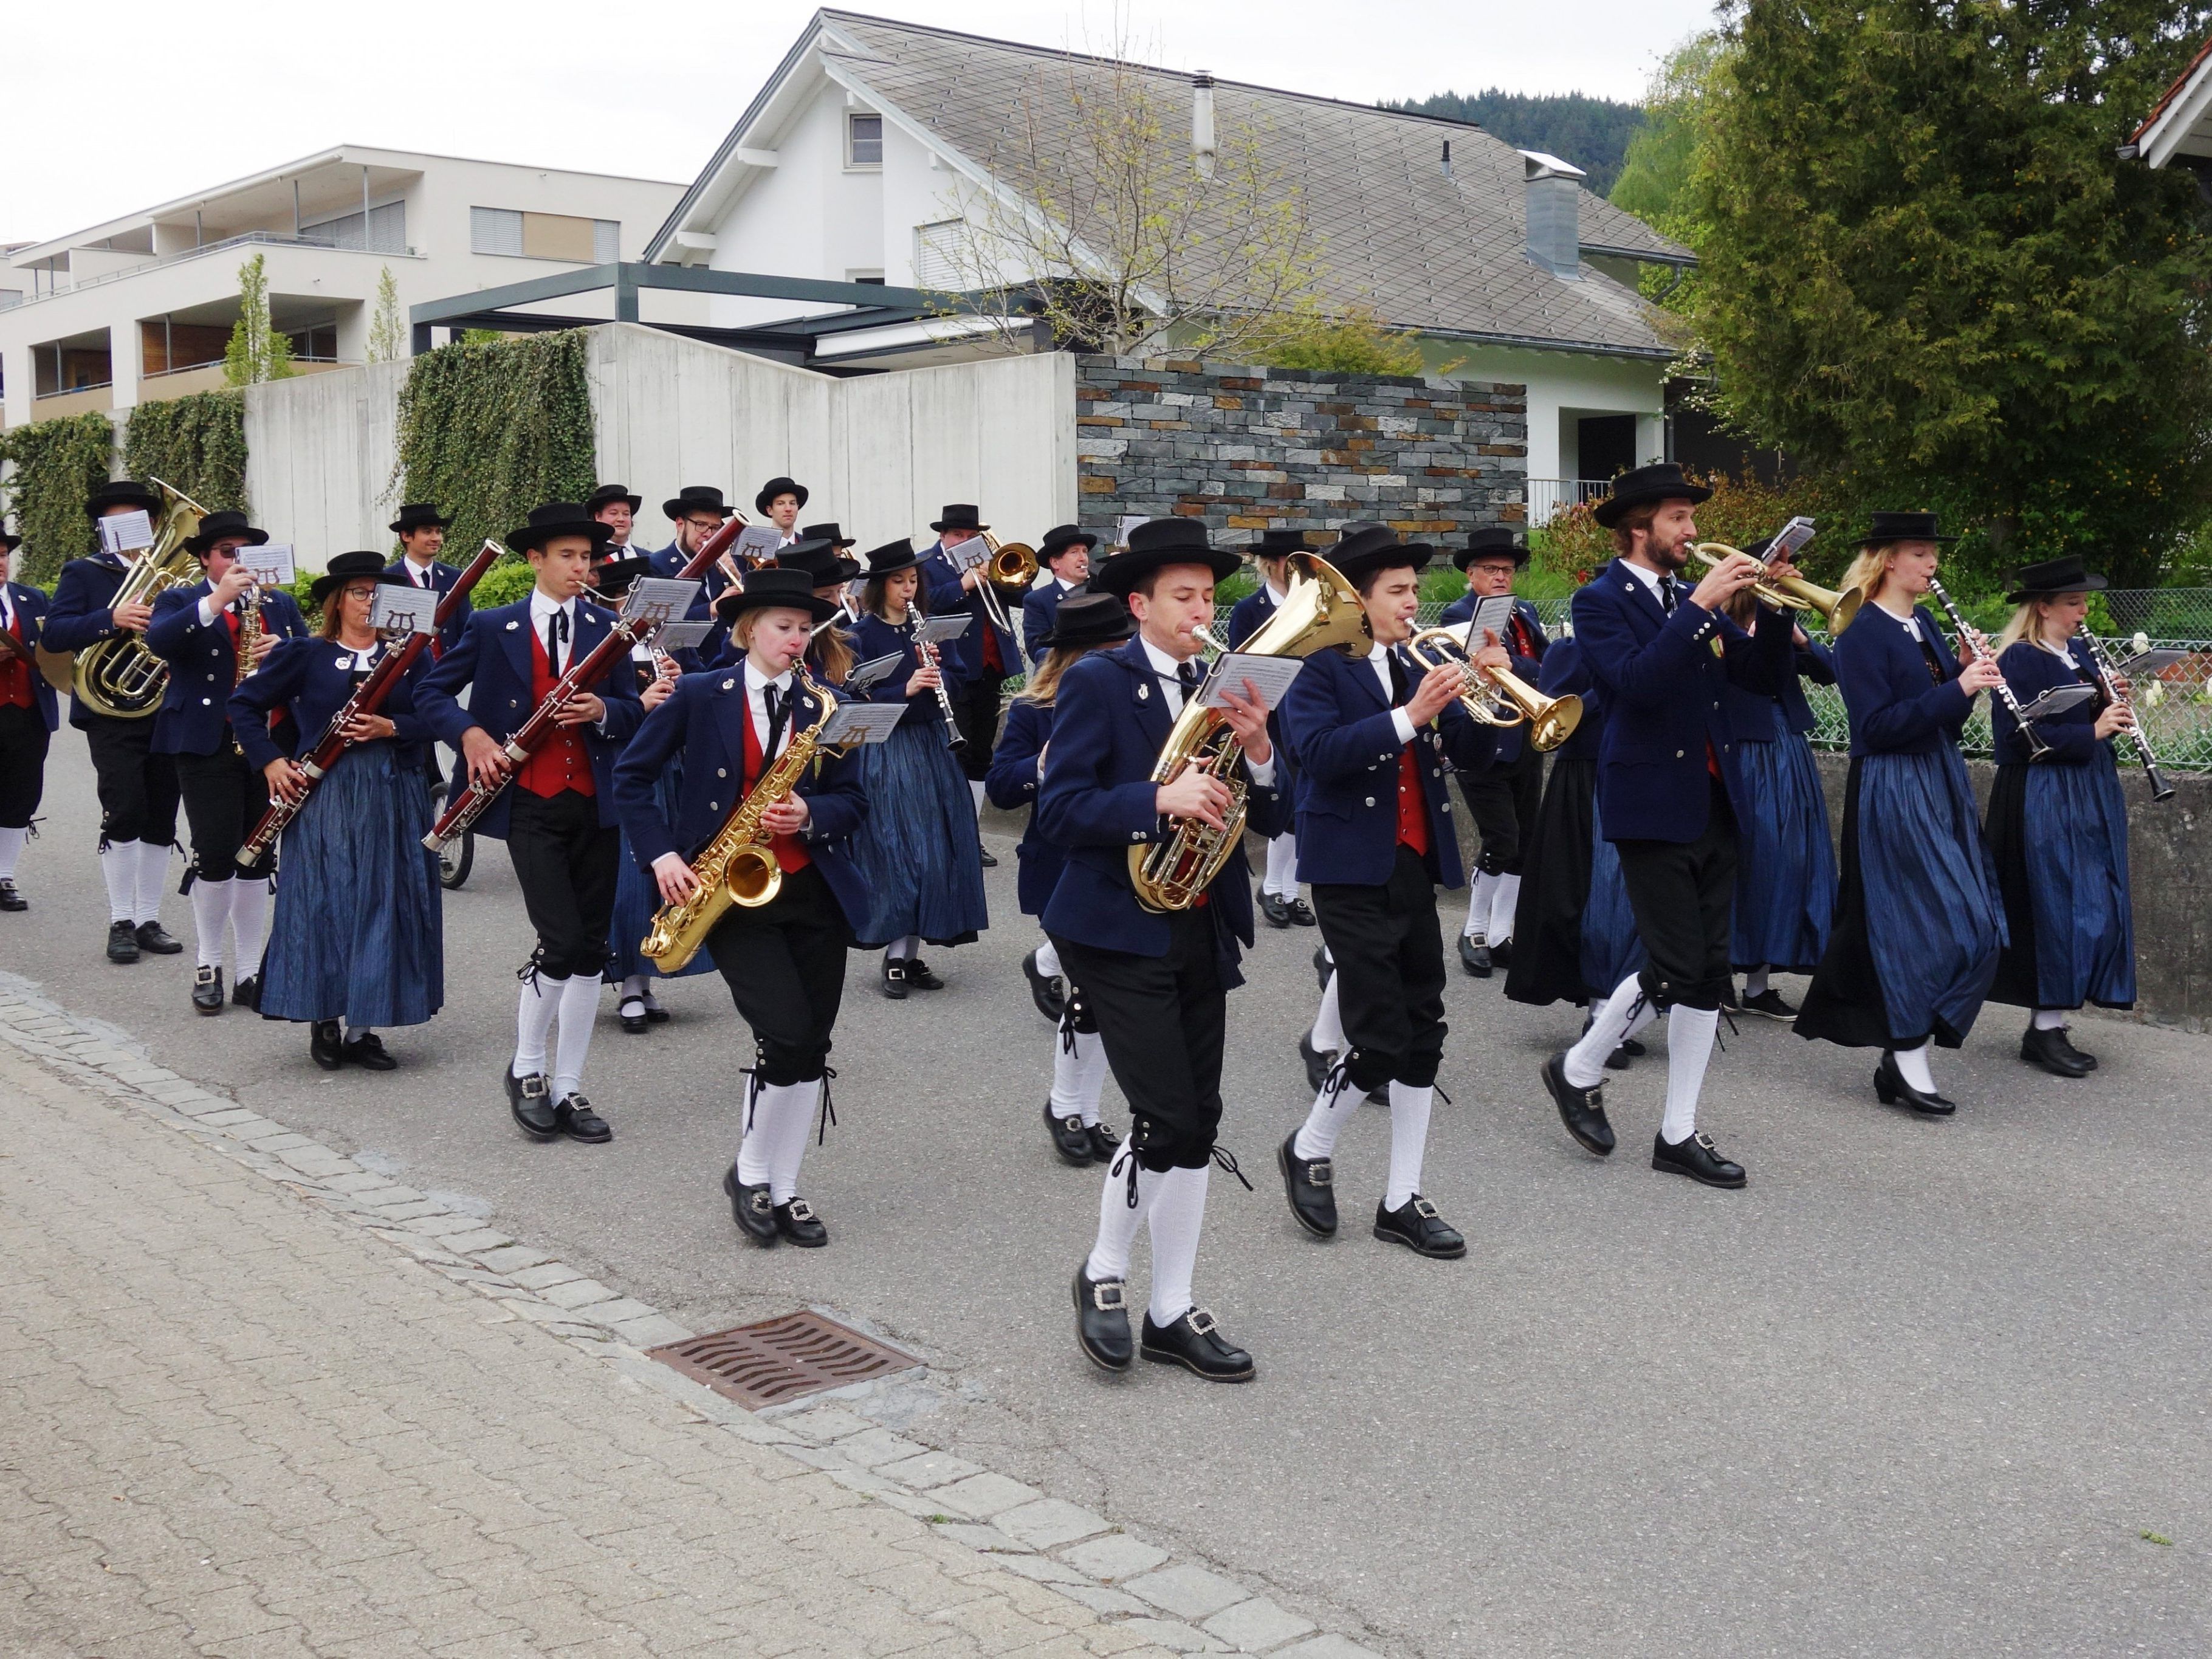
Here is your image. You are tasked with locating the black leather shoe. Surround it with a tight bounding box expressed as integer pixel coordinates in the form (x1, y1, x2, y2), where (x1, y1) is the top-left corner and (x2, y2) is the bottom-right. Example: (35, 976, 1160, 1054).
(506, 1068, 558, 1139)
(979, 846, 998, 868)
(1260, 892, 1292, 929)
(1604, 1044, 1635, 1072)
(1311, 946, 1332, 991)
(1140, 1308, 1254, 1382)
(644, 1003, 670, 1025)
(1044, 1102, 1093, 1166)
(1874, 1051, 1957, 1115)
(191, 964, 225, 1014)
(774, 1197, 828, 1246)
(1619, 1037, 1647, 1058)
(1299, 1031, 1334, 1094)
(1285, 896, 1317, 927)
(1541, 1051, 1615, 1155)
(2020, 1025, 2092, 1078)
(2053, 1028, 2098, 1071)
(1652, 1129, 1747, 1189)
(723, 1166, 777, 1243)
(0, 878, 24, 912)
(1459, 935, 1491, 977)
(554, 1093, 613, 1143)
(1488, 936, 1513, 967)
(1086, 1121, 1121, 1163)
(311, 1019, 344, 1071)
(618, 997, 650, 1035)
(1073, 1267, 1134, 1371)
(136, 921, 182, 955)
(342, 1032, 397, 1071)
(232, 974, 260, 1011)
(1373, 1195, 1466, 1259)
(881, 957, 908, 1000)
(107, 919, 142, 964)
(1277, 1130, 1338, 1237)
(1742, 989, 1797, 1019)
(1023, 950, 1066, 1022)
(904, 957, 945, 991)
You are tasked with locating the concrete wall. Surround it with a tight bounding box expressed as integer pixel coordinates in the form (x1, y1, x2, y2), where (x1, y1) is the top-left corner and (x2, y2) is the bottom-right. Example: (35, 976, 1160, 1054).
(241, 359, 408, 564)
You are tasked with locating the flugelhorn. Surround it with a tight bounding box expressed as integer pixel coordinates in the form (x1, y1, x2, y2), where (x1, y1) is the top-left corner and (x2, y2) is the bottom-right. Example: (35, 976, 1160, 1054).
(1689, 541, 1864, 635)
(1404, 627, 1582, 751)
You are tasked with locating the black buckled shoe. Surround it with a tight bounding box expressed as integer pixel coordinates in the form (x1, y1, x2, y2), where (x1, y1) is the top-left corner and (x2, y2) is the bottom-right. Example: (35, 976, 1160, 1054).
(310, 1018, 343, 1071)
(1044, 1102, 1093, 1166)
(619, 997, 650, 1035)
(0, 878, 24, 912)
(1541, 1051, 1615, 1156)
(1299, 1031, 1334, 1094)
(1260, 892, 1292, 929)
(1373, 1195, 1466, 1259)
(1741, 989, 1799, 1020)
(1311, 945, 1332, 991)
(1488, 936, 1513, 967)
(1073, 1267, 1134, 1371)
(723, 1166, 777, 1244)
(881, 957, 908, 1000)
(232, 974, 260, 1011)
(136, 921, 182, 955)
(1285, 897, 1317, 928)
(774, 1197, 828, 1247)
(191, 964, 225, 1014)
(1140, 1307, 1254, 1383)
(1652, 1129, 1747, 1189)
(1619, 1037, 1647, 1058)
(979, 846, 998, 868)
(2020, 1025, 2092, 1079)
(554, 1093, 613, 1144)
(1086, 1121, 1121, 1164)
(1874, 1051, 1957, 1115)
(342, 1032, 397, 1071)
(1459, 934, 1491, 977)
(506, 1068, 558, 1140)
(1604, 1043, 1635, 1072)
(1023, 949, 1066, 1022)
(1277, 1130, 1338, 1237)
(107, 919, 142, 964)
(904, 957, 944, 991)
(2053, 1028, 2098, 1071)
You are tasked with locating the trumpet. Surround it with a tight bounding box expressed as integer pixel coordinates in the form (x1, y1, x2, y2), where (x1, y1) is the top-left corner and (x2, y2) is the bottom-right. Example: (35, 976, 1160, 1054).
(1689, 541, 1865, 635)
(1404, 627, 1582, 751)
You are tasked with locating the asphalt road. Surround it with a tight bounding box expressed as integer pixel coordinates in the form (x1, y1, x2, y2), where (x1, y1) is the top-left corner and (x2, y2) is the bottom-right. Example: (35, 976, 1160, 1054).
(12, 733, 2208, 1657)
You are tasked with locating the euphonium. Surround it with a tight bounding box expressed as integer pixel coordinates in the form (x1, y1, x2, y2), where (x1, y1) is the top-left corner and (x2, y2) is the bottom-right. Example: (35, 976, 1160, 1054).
(72, 478, 210, 719)
(1129, 552, 1372, 913)
(1404, 626, 1582, 751)
(1689, 541, 1864, 635)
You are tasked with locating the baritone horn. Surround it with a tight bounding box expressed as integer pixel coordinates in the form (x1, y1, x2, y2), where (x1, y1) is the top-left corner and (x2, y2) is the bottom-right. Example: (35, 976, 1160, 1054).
(1689, 541, 1864, 634)
(1404, 627, 1582, 751)
(65, 477, 211, 719)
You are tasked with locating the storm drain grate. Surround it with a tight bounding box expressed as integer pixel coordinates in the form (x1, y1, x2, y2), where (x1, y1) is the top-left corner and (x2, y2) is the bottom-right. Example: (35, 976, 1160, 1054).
(647, 1311, 921, 1410)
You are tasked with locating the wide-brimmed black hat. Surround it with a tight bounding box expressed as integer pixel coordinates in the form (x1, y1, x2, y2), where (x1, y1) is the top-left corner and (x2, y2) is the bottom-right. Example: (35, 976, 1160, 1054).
(1328, 522, 1433, 585)
(1592, 462, 1712, 529)
(1038, 590, 1135, 651)
(1, 526, 21, 553)
(777, 540, 862, 587)
(592, 552, 656, 598)
(184, 510, 271, 556)
(2007, 555, 2107, 603)
(713, 566, 839, 625)
(662, 484, 734, 522)
(1248, 527, 1313, 560)
(509, 502, 616, 556)
(311, 549, 408, 605)
(801, 521, 857, 549)
(930, 503, 989, 534)
(858, 537, 922, 579)
(86, 479, 163, 520)
(1040, 524, 1098, 560)
(1454, 526, 1529, 571)
(388, 502, 452, 535)
(755, 476, 809, 515)
(1091, 518, 1240, 595)
(585, 483, 643, 516)
(1860, 509, 1957, 547)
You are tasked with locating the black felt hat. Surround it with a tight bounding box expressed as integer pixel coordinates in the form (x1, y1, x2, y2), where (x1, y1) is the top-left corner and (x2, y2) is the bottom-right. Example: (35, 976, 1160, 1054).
(592, 552, 657, 599)
(1454, 526, 1529, 571)
(1090, 518, 1239, 595)
(311, 549, 408, 605)
(86, 479, 163, 520)
(183, 510, 271, 556)
(2007, 555, 2107, 603)
(1328, 521, 1433, 585)
(1860, 509, 1958, 547)
(1592, 463, 1711, 529)
(712, 566, 839, 625)
(1248, 527, 1313, 559)
(662, 484, 734, 522)
(801, 521, 857, 549)
(930, 503, 989, 534)
(755, 476, 809, 515)
(585, 483, 643, 516)
(1037, 590, 1135, 651)
(509, 502, 616, 556)
(1, 525, 20, 554)
(1040, 524, 1098, 560)
(777, 540, 863, 588)
(388, 502, 452, 535)
(858, 537, 921, 579)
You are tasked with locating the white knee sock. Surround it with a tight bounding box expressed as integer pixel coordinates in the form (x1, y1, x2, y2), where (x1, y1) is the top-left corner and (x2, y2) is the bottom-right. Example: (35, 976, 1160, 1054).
(1463, 871, 1496, 941)
(1386, 1081, 1434, 1209)
(1293, 1066, 1357, 1161)
(1146, 1165, 1210, 1327)
(1892, 1040, 1938, 1093)
(1086, 1146, 1164, 1281)
(1618, 995, 1661, 1049)
(1265, 831, 1297, 899)
(1034, 935, 1062, 979)
(620, 972, 648, 1004)
(230, 879, 269, 978)
(737, 1079, 801, 1190)
(133, 840, 168, 926)
(513, 974, 564, 1079)
(102, 841, 140, 922)
(969, 778, 986, 818)
(771, 1079, 822, 1203)
(1310, 972, 1346, 1055)
(0, 825, 25, 881)
(887, 935, 916, 963)
(1051, 1030, 1108, 1125)
(552, 973, 601, 1099)
(190, 876, 231, 970)
(1744, 965, 1770, 998)
(2032, 1008, 2067, 1031)
(1488, 873, 1521, 945)
(1660, 1005, 1718, 1144)
(1565, 974, 1646, 1089)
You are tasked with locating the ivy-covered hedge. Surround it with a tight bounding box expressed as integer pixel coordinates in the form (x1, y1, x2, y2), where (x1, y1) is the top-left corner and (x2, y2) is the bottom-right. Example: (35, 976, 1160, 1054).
(0, 413, 117, 586)
(122, 391, 249, 517)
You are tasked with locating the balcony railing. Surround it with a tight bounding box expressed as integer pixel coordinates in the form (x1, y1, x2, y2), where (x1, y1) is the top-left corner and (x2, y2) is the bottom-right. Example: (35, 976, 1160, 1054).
(1525, 477, 1613, 526)
(14, 232, 421, 306)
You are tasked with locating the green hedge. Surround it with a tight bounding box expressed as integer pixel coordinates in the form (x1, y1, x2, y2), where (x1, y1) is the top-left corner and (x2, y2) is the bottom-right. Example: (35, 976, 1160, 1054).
(122, 391, 248, 517)
(0, 413, 117, 586)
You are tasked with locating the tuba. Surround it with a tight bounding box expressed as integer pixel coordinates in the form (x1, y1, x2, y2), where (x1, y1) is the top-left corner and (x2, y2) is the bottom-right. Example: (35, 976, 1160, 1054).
(67, 478, 209, 719)
(1128, 552, 1371, 912)
(1689, 541, 1864, 635)
(1404, 626, 1582, 751)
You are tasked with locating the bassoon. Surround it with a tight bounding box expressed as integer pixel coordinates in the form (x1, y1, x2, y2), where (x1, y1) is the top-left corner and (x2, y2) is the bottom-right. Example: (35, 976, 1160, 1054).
(236, 541, 501, 866)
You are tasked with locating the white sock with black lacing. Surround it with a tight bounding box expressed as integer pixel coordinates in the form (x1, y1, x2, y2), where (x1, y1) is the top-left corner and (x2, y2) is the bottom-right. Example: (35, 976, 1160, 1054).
(551, 974, 600, 1099)
(101, 842, 138, 922)
(737, 1080, 804, 1192)
(513, 975, 563, 1080)
(1565, 974, 1646, 1089)
(1086, 1145, 1164, 1282)
(1463, 871, 1496, 941)
(0, 825, 26, 881)
(230, 878, 269, 979)
(1660, 1005, 1718, 1144)
(1892, 1040, 1939, 1093)
(132, 840, 168, 927)
(1488, 872, 1520, 946)
(1146, 1165, 1209, 1327)
(1385, 1082, 1433, 1209)
(1051, 1030, 1108, 1125)
(1265, 831, 1297, 899)
(767, 1080, 820, 1204)
(190, 877, 231, 970)
(1310, 972, 1346, 1056)
(1293, 1064, 1357, 1161)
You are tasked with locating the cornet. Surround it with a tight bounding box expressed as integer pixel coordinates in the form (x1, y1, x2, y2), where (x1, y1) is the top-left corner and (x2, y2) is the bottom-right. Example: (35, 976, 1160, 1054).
(1689, 541, 1864, 635)
(1404, 627, 1582, 752)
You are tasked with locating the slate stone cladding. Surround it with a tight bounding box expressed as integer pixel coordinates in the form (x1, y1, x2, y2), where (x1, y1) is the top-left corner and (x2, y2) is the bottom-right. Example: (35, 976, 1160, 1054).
(1074, 355, 1528, 539)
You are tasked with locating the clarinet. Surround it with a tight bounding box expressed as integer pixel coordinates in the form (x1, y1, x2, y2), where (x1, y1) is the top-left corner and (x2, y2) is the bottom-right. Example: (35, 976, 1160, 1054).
(2080, 626, 2177, 802)
(1925, 574, 2053, 761)
(911, 617, 965, 751)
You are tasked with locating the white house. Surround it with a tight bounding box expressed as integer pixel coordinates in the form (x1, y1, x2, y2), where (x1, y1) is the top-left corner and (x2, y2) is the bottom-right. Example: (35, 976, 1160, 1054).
(0, 147, 687, 430)
(641, 9, 1696, 518)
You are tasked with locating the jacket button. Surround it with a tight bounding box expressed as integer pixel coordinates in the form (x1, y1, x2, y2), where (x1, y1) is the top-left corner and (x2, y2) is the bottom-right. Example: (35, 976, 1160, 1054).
(201, 697, 212, 706)
(1364, 796, 1375, 807)
(709, 801, 718, 812)
(717, 768, 727, 778)
(1675, 749, 1685, 758)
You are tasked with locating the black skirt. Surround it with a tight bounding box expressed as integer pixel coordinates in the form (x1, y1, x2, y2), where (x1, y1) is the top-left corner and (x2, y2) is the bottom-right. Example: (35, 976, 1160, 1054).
(1505, 757, 1596, 1009)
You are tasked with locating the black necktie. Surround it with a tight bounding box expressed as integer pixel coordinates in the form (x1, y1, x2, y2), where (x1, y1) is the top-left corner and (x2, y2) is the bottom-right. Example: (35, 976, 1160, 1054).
(1658, 577, 1678, 616)
(545, 610, 569, 676)
(764, 682, 789, 758)
(1387, 648, 1411, 707)
(1176, 661, 1203, 706)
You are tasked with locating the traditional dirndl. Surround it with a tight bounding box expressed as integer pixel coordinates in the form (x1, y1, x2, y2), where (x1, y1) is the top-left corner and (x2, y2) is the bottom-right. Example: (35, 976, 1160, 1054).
(1797, 747, 2004, 1049)
(851, 716, 989, 947)
(1985, 750, 2135, 1011)
(1581, 795, 1647, 999)
(608, 761, 713, 984)
(259, 744, 443, 1027)
(1730, 705, 1838, 974)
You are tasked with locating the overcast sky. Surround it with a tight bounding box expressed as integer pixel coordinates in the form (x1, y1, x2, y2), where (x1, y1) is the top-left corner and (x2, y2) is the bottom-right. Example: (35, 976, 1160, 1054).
(1, 0, 1717, 246)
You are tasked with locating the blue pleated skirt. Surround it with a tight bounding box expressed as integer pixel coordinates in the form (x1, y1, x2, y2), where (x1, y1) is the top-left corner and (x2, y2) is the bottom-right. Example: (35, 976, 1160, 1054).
(608, 761, 713, 983)
(261, 744, 443, 1028)
(1581, 794, 1647, 998)
(1986, 752, 2135, 1010)
(1731, 710, 1838, 973)
(851, 716, 989, 947)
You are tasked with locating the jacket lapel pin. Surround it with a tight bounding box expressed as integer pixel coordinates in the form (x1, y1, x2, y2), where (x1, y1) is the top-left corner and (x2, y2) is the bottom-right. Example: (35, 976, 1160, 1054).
(505, 620, 520, 630)
(1138, 681, 1150, 701)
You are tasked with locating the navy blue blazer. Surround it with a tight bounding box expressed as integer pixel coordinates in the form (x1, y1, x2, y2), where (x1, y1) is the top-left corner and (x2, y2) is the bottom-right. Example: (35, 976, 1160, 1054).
(230, 634, 434, 772)
(611, 670, 870, 933)
(1568, 557, 1793, 843)
(1036, 637, 1290, 982)
(1226, 584, 1280, 650)
(1439, 592, 1548, 764)
(919, 538, 1018, 682)
(2, 582, 60, 732)
(1537, 637, 1604, 763)
(1720, 632, 1835, 742)
(984, 696, 1063, 914)
(850, 612, 966, 730)
(414, 596, 644, 838)
(1993, 639, 2105, 767)
(384, 557, 472, 653)
(1021, 579, 1080, 667)
(45, 554, 141, 730)
(1280, 644, 1497, 888)
(145, 581, 309, 756)
(1830, 605, 1973, 758)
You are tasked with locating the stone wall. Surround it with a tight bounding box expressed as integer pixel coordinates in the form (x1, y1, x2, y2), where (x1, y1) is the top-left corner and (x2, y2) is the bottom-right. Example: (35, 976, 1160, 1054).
(1073, 355, 1526, 538)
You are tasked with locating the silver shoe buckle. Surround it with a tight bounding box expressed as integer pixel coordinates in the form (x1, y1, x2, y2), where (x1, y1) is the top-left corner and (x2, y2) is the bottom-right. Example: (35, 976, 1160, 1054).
(1093, 1280, 1127, 1312)
(1186, 1307, 1218, 1336)
(1412, 1198, 1438, 1219)
(1308, 1158, 1333, 1187)
(786, 1198, 816, 1221)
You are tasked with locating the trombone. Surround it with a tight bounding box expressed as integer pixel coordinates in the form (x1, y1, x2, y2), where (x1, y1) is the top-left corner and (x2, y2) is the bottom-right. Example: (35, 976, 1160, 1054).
(1689, 541, 1865, 635)
(1404, 625, 1583, 752)
(960, 531, 1038, 636)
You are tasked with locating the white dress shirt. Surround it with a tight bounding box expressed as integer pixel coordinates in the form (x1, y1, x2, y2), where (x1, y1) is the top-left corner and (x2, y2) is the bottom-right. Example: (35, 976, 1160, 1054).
(1138, 634, 1275, 787)
(744, 659, 797, 760)
(1369, 645, 1420, 746)
(401, 554, 439, 589)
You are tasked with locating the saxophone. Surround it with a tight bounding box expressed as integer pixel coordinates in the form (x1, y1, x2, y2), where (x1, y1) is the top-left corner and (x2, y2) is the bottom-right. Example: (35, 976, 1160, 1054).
(233, 579, 266, 689)
(640, 672, 842, 973)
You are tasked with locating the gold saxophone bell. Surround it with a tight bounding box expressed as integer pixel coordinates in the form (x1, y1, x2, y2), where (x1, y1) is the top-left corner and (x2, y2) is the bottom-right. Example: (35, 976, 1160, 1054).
(723, 842, 783, 908)
(1689, 541, 1863, 635)
(1404, 627, 1583, 751)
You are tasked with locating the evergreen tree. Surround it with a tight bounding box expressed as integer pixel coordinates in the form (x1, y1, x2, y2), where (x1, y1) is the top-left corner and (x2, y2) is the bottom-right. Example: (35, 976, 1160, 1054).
(1386, 90, 1645, 193)
(222, 253, 296, 387)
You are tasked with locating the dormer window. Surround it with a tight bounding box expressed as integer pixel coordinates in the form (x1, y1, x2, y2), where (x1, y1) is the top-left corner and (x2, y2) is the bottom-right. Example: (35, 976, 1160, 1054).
(847, 112, 884, 169)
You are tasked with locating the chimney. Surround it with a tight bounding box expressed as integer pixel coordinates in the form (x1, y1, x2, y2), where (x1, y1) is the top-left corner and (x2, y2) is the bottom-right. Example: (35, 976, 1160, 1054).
(1440, 139, 1453, 180)
(1192, 72, 1217, 179)
(1520, 150, 1587, 279)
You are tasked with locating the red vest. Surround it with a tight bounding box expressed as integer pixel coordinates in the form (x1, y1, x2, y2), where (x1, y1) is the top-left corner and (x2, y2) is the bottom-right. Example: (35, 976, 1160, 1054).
(517, 620, 594, 799)
(1395, 745, 1430, 857)
(0, 610, 32, 710)
(741, 690, 811, 875)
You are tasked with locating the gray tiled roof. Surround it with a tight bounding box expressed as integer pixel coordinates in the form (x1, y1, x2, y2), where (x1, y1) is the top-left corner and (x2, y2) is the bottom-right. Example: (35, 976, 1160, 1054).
(820, 9, 1683, 358)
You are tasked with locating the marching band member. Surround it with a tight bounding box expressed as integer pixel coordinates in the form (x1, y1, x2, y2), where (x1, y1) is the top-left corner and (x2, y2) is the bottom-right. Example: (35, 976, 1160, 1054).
(614, 566, 869, 1249)
(1441, 527, 1547, 975)
(1051, 518, 1288, 1385)
(776, 536, 862, 685)
(586, 483, 644, 555)
(1021, 524, 1097, 667)
(1541, 464, 1796, 1189)
(1984, 556, 2135, 1076)
(385, 503, 469, 654)
(918, 503, 1015, 861)
(46, 479, 187, 964)
(848, 538, 989, 997)
(145, 510, 307, 1014)
(417, 503, 650, 1145)
(1797, 513, 2005, 1113)
(1228, 527, 1317, 929)
(649, 486, 736, 580)
(1276, 524, 1501, 1259)
(986, 591, 1135, 1163)
(232, 552, 443, 1068)
(758, 477, 808, 548)
(0, 527, 56, 913)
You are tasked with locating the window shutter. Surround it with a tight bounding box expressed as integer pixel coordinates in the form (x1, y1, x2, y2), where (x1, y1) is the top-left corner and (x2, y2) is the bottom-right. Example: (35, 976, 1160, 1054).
(470, 207, 524, 256)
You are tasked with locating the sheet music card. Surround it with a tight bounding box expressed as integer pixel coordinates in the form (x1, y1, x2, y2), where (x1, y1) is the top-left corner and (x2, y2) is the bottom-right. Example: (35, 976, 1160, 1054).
(1764, 516, 1817, 564)
(1464, 595, 1516, 648)
(845, 653, 903, 696)
(2016, 684, 2097, 721)
(1199, 653, 1305, 711)
(2115, 648, 2188, 679)
(732, 524, 784, 565)
(915, 614, 972, 645)
(369, 585, 438, 636)
(650, 621, 713, 653)
(622, 577, 700, 628)
(1116, 514, 1148, 549)
(819, 702, 905, 745)
(99, 510, 155, 555)
(236, 544, 296, 586)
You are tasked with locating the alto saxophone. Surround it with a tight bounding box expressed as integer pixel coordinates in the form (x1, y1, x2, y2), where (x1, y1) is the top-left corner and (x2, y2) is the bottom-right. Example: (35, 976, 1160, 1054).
(641, 672, 843, 973)
(230, 579, 266, 757)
